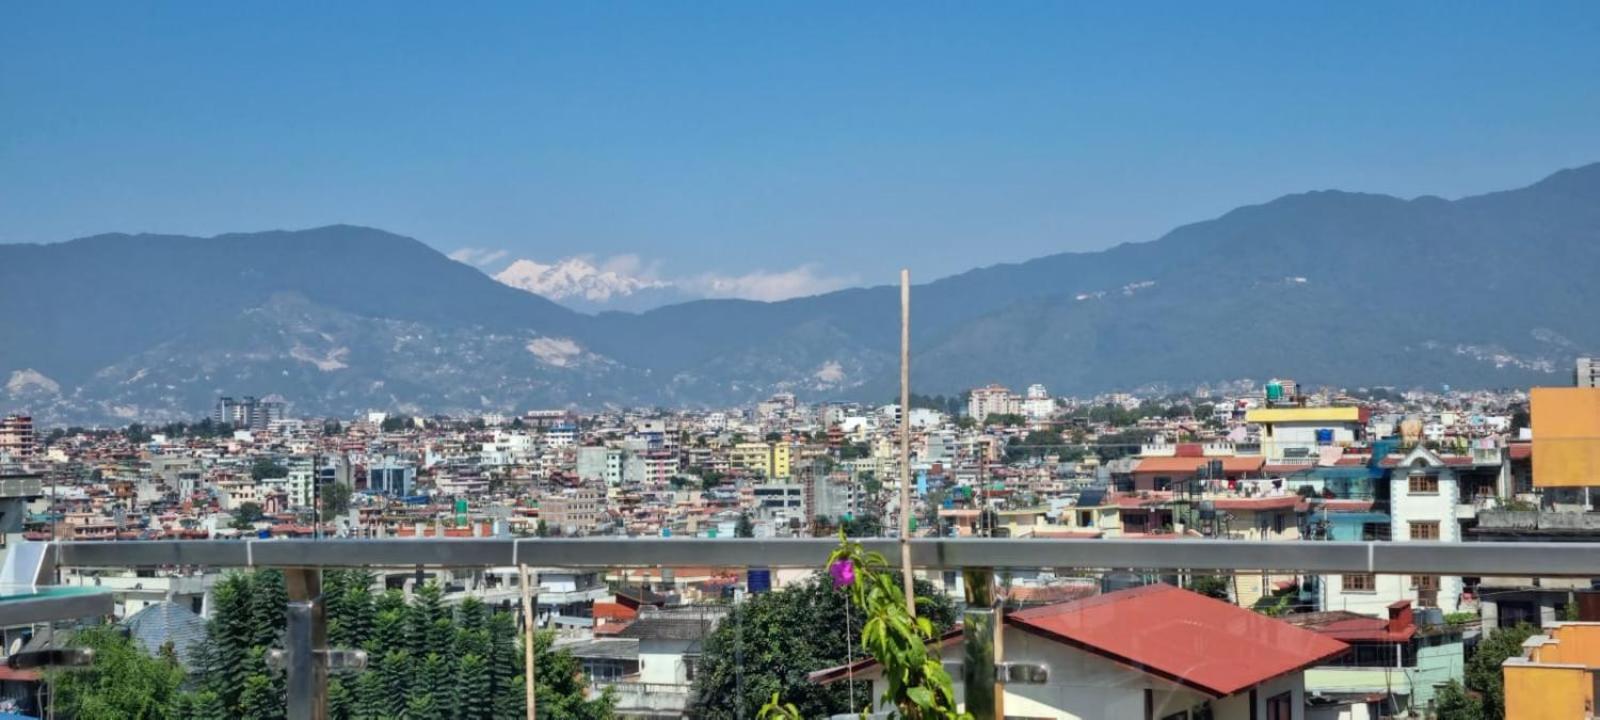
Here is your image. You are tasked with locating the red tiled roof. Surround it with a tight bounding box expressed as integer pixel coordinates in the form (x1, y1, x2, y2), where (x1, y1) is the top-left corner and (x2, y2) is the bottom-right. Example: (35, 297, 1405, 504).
(593, 602, 638, 621)
(1133, 457, 1265, 475)
(1006, 584, 1349, 697)
(1283, 610, 1415, 644)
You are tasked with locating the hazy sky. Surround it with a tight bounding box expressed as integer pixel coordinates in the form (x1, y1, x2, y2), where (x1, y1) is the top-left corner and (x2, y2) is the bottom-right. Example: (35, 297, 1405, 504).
(3, 2, 1599, 298)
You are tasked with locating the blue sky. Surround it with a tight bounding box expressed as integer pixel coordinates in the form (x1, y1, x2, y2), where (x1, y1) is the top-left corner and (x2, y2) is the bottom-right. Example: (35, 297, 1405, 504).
(3, 2, 1599, 300)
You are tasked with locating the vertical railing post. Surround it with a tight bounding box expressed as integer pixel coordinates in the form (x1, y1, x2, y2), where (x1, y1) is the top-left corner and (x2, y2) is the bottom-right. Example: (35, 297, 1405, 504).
(284, 568, 326, 720)
(962, 567, 998, 720)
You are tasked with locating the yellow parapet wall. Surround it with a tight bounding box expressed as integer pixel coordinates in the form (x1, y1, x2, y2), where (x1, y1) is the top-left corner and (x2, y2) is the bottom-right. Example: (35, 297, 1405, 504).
(1243, 407, 1363, 423)
(1530, 387, 1600, 488)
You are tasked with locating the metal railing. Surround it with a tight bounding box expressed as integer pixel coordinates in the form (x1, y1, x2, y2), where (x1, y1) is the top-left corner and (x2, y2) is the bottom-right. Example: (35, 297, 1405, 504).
(44, 537, 1600, 577)
(32, 536, 1600, 720)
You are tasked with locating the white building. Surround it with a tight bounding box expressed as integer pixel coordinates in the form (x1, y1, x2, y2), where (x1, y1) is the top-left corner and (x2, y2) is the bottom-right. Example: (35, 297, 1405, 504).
(1320, 447, 1464, 617)
(968, 384, 1021, 422)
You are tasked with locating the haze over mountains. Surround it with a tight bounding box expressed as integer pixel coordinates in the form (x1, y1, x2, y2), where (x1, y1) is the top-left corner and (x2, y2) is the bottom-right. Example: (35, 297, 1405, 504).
(4, 163, 1599, 423)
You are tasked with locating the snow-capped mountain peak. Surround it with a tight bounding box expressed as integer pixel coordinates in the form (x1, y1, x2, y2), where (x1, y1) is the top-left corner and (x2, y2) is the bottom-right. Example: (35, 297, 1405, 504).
(494, 257, 669, 303)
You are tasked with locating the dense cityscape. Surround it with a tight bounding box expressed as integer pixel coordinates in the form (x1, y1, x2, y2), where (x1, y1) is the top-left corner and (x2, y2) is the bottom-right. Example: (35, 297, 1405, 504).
(7, 4, 1600, 719)
(1, 362, 1597, 718)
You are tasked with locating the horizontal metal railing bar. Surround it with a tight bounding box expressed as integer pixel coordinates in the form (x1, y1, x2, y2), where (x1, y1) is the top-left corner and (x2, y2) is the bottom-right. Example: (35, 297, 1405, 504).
(45, 538, 1600, 577)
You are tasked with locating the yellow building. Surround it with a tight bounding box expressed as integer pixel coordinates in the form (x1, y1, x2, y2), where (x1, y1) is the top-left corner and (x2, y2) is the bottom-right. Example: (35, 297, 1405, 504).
(730, 442, 772, 477)
(1244, 406, 1366, 461)
(729, 441, 791, 479)
(771, 442, 791, 480)
(1530, 387, 1600, 487)
(1503, 622, 1600, 719)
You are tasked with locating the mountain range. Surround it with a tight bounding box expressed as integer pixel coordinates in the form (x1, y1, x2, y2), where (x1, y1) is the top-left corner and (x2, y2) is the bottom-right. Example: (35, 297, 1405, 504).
(4, 163, 1600, 423)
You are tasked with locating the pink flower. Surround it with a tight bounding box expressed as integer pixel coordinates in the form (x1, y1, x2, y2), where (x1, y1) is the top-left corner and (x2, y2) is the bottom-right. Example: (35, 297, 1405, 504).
(830, 559, 855, 588)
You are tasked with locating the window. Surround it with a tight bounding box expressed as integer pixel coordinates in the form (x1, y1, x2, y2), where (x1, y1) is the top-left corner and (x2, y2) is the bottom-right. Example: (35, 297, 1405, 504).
(1342, 574, 1376, 592)
(1265, 692, 1293, 720)
(1408, 474, 1438, 494)
(1412, 574, 1440, 607)
(1078, 511, 1094, 527)
(1409, 521, 1441, 541)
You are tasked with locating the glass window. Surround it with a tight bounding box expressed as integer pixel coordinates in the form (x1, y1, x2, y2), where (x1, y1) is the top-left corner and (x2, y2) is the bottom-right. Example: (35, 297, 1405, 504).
(1409, 521, 1441, 541)
(1342, 574, 1376, 592)
(1408, 475, 1439, 494)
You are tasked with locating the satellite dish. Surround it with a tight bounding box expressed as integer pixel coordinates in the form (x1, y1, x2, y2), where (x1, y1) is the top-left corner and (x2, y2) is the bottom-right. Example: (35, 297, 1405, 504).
(8, 638, 21, 655)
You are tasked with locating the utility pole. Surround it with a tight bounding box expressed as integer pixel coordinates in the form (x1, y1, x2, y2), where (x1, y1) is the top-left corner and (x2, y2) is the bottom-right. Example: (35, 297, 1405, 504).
(519, 565, 537, 720)
(899, 269, 916, 615)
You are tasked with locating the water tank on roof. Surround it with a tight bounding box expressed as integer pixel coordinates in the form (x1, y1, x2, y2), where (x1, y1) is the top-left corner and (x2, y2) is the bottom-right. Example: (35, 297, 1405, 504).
(1266, 380, 1284, 403)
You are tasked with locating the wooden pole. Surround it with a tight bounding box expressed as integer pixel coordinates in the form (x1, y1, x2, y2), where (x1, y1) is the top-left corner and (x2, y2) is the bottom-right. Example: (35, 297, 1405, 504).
(519, 565, 537, 720)
(899, 269, 916, 616)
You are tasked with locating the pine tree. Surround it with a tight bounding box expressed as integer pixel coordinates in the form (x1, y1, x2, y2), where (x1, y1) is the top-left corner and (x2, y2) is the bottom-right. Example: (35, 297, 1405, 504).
(372, 608, 408, 655)
(203, 572, 257, 708)
(457, 596, 488, 634)
(352, 670, 389, 720)
(419, 651, 457, 715)
(486, 610, 519, 698)
(375, 588, 407, 615)
(377, 649, 413, 719)
(456, 627, 491, 664)
(188, 690, 228, 720)
(404, 691, 440, 720)
(339, 582, 376, 648)
(457, 653, 493, 720)
(327, 677, 353, 720)
(249, 568, 289, 651)
(239, 673, 284, 720)
(408, 582, 447, 657)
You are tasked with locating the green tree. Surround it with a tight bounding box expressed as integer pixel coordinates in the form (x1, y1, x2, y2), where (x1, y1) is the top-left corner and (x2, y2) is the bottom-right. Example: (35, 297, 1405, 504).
(688, 572, 957, 719)
(321, 482, 353, 518)
(250, 457, 288, 481)
(200, 573, 257, 708)
(1185, 575, 1230, 601)
(841, 513, 883, 538)
(236, 650, 285, 720)
(233, 501, 266, 530)
(457, 654, 493, 720)
(1466, 623, 1537, 720)
(47, 626, 185, 719)
(327, 677, 353, 720)
(249, 569, 288, 651)
(736, 512, 755, 538)
(1435, 679, 1484, 720)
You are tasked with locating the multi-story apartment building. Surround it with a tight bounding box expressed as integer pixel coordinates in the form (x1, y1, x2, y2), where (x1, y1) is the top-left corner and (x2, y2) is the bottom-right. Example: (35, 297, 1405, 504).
(1577, 356, 1599, 388)
(967, 384, 1020, 423)
(729, 442, 790, 480)
(1321, 446, 1463, 615)
(214, 396, 287, 430)
(577, 446, 624, 486)
(0, 415, 35, 464)
(543, 486, 604, 535)
(367, 456, 417, 496)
